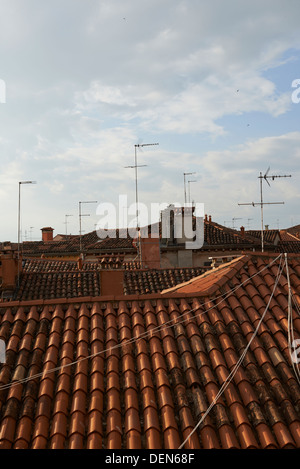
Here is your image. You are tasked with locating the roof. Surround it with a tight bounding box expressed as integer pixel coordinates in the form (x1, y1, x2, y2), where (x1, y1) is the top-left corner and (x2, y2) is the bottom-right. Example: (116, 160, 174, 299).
(16, 271, 101, 301)
(161, 256, 247, 296)
(15, 261, 210, 301)
(276, 241, 300, 254)
(22, 257, 124, 273)
(286, 224, 300, 239)
(246, 229, 280, 245)
(279, 231, 300, 242)
(15, 230, 136, 257)
(124, 267, 208, 295)
(10, 217, 263, 258)
(203, 222, 259, 248)
(0, 252, 300, 449)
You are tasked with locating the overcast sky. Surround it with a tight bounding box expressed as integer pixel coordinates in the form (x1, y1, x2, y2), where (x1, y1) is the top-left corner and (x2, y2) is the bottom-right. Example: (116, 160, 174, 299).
(1, 0, 300, 242)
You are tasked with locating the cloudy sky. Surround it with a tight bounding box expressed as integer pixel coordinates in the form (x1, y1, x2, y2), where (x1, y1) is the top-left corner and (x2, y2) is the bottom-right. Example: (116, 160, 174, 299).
(1, 0, 300, 242)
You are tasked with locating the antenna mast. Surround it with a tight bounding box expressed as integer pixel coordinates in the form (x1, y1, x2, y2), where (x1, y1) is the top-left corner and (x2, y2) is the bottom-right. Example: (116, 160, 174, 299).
(238, 167, 291, 252)
(183, 172, 196, 204)
(232, 217, 242, 230)
(64, 214, 73, 236)
(125, 142, 159, 264)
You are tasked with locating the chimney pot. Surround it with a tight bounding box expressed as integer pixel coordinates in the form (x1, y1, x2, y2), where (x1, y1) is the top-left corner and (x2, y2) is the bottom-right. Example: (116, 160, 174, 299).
(240, 226, 245, 238)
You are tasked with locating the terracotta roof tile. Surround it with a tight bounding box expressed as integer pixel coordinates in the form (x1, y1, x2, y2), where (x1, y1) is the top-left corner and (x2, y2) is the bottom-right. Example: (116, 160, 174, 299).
(1, 253, 300, 449)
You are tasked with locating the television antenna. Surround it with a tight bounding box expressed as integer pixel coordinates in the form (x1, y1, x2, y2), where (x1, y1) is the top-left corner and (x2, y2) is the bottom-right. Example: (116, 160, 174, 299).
(232, 217, 242, 229)
(238, 167, 291, 252)
(183, 172, 196, 204)
(64, 214, 73, 236)
(188, 179, 197, 204)
(247, 218, 253, 230)
(125, 142, 159, 263)
(79, 201, 97, 254)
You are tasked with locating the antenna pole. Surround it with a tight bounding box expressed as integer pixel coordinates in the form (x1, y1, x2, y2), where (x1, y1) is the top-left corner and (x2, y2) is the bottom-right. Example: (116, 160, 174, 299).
(259, 172, 265, 252)
(125, 142, 159, 266)
(239, 168, 291, 252)
(183, 172, 196, 204)
(64, 214, 73, 236)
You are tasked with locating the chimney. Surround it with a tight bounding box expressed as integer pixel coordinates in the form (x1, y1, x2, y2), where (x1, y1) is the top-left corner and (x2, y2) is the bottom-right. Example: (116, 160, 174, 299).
(100, 270, 124, 296)
(240, 226, 245, 238)
(140, 234, 161, 269)
(265, 225, 269, 231)
(0, 243, 22, 291)
(208, 215, 211, 224)
(204, 214, 208, 222)
(41, 227, 54, 242)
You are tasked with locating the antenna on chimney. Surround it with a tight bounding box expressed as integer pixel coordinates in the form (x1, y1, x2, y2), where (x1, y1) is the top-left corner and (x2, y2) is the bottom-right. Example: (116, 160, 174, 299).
(238, 167, 292, 252)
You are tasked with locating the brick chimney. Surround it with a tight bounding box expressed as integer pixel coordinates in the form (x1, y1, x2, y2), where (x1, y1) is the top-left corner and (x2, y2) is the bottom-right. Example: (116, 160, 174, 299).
(0, 243, 22, 291)
(41, 227, 54, 242)
(140, 235, 161, 269)
(240, 226, 245, 238)
(100, 270, 124, 296)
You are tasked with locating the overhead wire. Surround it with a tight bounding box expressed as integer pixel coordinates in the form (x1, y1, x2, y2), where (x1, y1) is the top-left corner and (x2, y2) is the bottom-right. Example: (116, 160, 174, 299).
(0, 253, 283, 392)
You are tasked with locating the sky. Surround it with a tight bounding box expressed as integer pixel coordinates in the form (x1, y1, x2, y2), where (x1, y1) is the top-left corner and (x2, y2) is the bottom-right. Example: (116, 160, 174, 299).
(0, 0, 300, 242)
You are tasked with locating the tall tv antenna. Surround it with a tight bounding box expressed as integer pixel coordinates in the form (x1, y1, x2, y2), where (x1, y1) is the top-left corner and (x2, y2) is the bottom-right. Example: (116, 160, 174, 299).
(188, 179, 197, 204)
(247, 218, 253, 230)
(125, 142, 159, 263)
(238, 167, 291, 252)
(64, 214, 73, 236)
(183, 172, 196, 204)
(232, 217, 242, 230)
(79, 201, 97, 254)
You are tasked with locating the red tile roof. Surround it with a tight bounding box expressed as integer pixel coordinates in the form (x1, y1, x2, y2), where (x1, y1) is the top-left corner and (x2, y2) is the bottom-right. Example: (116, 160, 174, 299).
(0, 252, 300, 449)
(14, 260, 209, 301)
(124, 267, 208, 295)
(17, 230, 136, 257)
(16, 271, 101, 301)
(246, 229, 280, 245)
(280, 231, 300, 242)
(276, 241, 300, 254)
(286, 224, 300, 239)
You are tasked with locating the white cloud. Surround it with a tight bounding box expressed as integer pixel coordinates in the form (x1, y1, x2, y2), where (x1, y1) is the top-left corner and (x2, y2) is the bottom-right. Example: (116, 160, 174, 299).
(1, 0, 300, 238)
